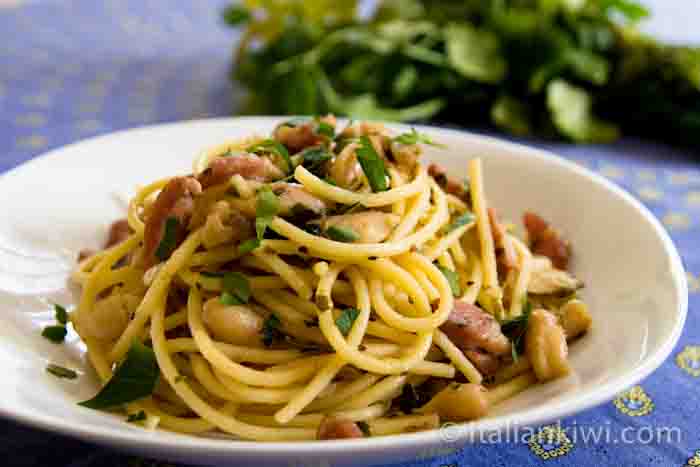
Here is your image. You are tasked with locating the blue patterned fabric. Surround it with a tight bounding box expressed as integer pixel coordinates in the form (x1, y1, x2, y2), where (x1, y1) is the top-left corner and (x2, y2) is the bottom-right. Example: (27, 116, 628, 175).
(1, 2, 699, 466)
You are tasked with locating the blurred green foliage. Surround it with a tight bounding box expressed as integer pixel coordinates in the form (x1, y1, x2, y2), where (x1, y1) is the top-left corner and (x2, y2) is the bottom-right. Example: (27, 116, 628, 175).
(224, 0, 700, 147)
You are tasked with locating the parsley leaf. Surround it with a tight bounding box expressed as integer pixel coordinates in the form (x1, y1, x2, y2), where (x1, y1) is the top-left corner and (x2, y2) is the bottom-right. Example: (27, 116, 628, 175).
(436, 265, 461, 297)
(393, 128, 445, 147)
(79, 340, 159, 409)
(397, 384, 426, 414)
(325, 225, 360, 243)
(316, 120, 335, 138)
(155, 217, 180, 262)
(220, 271, 250, 305)
(222, 5, 251, 25)
(126, 410, 148, 423)
(356, 136, 388, 192)
(298, 146, 333, 177)
(46, 364, 77, 379)
(247, 139, 292, 173)
(262, 314, 282, 347)
(501, 300, 533, 362)
(255, 187, 279, 240)
(238, 238, 260, 254)
(335, 308, 360, 336)
(54, 304, 68, 325)
(357, 420, 371, 437)
(42, 325, 67, 344)
(446, 212, 475, 232)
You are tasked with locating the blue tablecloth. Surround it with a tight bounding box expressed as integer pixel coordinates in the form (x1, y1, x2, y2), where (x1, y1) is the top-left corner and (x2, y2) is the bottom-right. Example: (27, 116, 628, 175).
(1, 1, 699, 466)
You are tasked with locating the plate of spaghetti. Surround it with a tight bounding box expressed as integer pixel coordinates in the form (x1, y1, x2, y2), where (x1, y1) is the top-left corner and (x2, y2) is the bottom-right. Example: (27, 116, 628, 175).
(0, 117, 686, 466)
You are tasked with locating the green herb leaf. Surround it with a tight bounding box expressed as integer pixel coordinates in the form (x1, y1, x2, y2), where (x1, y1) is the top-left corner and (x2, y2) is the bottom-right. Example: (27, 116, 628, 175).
(325, 225, 360, 243)
(262, 314, 282, 347)
(445, 23, 506, 84)
(42, 325, 67, 344)
(546, 79, 619, 143)
(79, 340, 159, 409)
(298, 146, 333, 177)
(221, 271, 250, 304)
(357, 420, 371, 437)
(155, 217, 180, 262)
(255, 187, 280, 240)
(335, 308, 360, 336)
(393, 128, 444, 147)
(247, 139, 292, 173)
(316, 121, 335, 138)
(238, 238, 261, 254)
(356, 136, 388, 192)
(501, 300, 533, 362)
(435, 265, 461, 297)
(601, 0, 649, 22)
(54, 304, 68, 325)
(446, 212, 475, 232)
(397, 384, 424, 414)
(199, 271, 224, 278)
(491, 96, 531, 136)
(127, 410, 148, 423)
(222, 5, 251, 26)
(46, 364, 77, 379)
(220, 292, 243, 306)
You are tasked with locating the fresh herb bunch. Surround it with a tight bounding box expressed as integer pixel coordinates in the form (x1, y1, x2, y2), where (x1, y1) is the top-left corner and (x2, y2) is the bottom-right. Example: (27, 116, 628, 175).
(223, 0, 700, 148)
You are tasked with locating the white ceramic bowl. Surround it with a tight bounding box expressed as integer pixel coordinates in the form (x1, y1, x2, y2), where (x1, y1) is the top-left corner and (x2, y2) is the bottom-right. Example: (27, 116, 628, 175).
(0, 118, 687, 466)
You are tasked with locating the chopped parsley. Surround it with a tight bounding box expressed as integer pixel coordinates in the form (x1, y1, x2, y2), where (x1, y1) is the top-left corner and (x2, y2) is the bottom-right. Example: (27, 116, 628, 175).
(446, 212, 475, 232)
(335, 308, 360, 336)
(126, 410, 148, 423)
(501, 300, 533, 362)
(46, 363, 77, 379)
(54, 304, 68, 325)
(42, 325, 67, 344)
(255, 186, 280, 241)
(356, 135, 388, 192)
(393, 128, 445, 147)
(357, 420, 371, 437)
(220, 271, 250, 305)
(155, 217, 179, 261)
(238, 238, 260, 254)
(299, 146, 333, 177)
(79, 340, 159, 409)
(247, 139, 292, 173)
(262, 314, 282, 347)
(325, 225, 360, 243)
(316, 120, 335, 138)
(436, 265, 461, 296)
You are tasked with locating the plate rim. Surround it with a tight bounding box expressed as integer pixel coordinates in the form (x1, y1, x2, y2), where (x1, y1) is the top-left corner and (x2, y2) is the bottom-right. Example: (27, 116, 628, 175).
(0, 116, 688, 457)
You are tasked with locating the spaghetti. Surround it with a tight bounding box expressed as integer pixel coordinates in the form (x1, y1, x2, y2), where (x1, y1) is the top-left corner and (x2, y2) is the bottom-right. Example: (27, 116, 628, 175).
(68, 116, 591, 441)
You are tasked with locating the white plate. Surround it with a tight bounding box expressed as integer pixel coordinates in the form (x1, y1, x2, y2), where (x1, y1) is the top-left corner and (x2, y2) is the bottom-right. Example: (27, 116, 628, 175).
(0, 117, 687, 466)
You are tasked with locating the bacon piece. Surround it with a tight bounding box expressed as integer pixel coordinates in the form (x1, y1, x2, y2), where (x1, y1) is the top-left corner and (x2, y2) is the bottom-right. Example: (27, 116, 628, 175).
(105, 219, 132, 248)
(440, 302, 511, 356)
(464, 349, 503, 376)
(274, 115, 336, 153)
(428, 163, 468, 201)
(197, 154, 283, 188)
(317, 416, 364, 440)
(488, 208, 517, 277)
(141, 176, 201, 268)
(523, 212, 570, 270)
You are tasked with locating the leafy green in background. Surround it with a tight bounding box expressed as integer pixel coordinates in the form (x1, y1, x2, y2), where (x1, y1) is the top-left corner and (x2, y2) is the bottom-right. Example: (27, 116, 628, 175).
(224, 0, 700, 148)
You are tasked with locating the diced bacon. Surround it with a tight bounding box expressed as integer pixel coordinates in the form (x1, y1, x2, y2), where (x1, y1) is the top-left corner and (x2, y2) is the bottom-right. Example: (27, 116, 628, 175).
(464, 349, 503, 376)
(274, 116, 335, 153)
(440, 302, 511, 356)
(523, 212, 570, 270)
(428, 163, 468, 200)
(197, 154, 283, 188)
(105, 219, 132, 248)
(317, 416, 364, 440)
(488, 208, 517, 277)
(141, 176, 201, 268)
